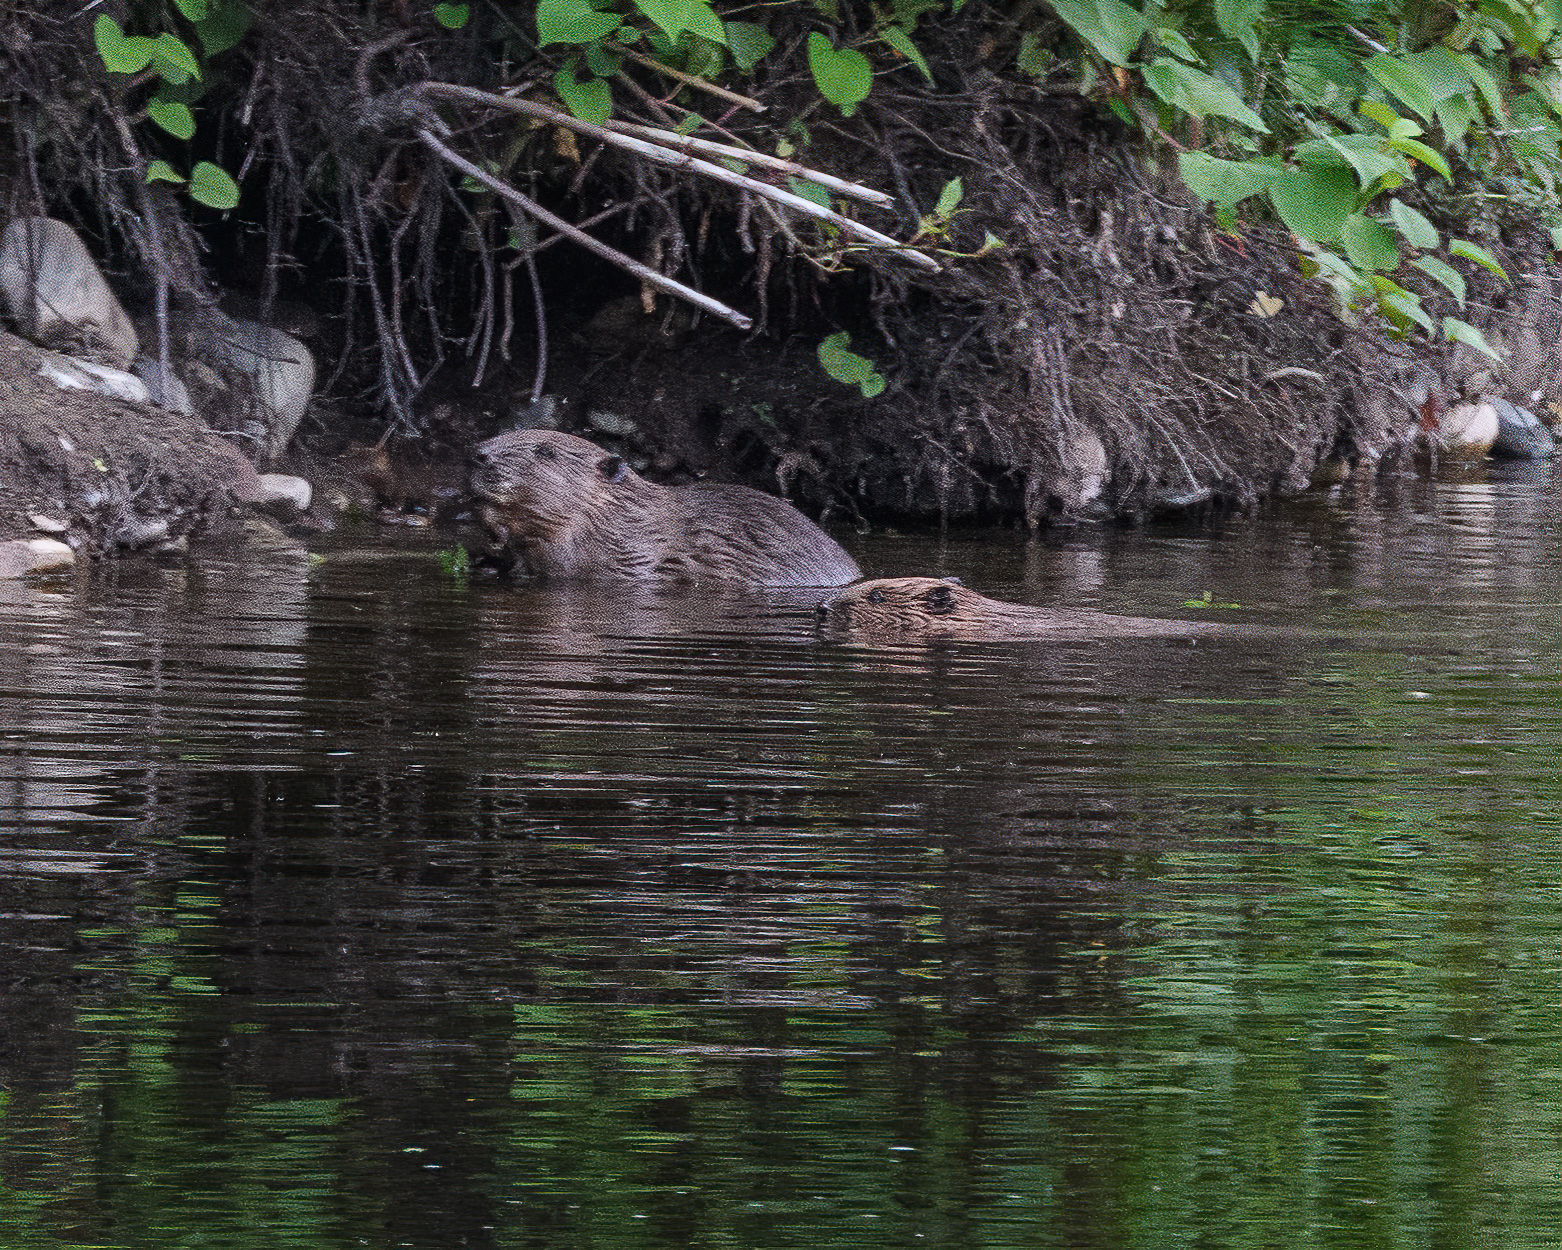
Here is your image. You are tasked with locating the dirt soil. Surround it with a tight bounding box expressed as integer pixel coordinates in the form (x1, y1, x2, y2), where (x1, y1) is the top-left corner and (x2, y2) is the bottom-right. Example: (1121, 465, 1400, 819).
(0, 329, 262, 551)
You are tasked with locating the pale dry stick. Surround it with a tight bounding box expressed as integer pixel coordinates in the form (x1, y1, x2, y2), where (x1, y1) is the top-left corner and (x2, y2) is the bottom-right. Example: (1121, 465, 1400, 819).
(610, 45, 767, 112)
(604, 121, 895, 207)
(416, 127, 753, 330)
(418, 83, 941, 272)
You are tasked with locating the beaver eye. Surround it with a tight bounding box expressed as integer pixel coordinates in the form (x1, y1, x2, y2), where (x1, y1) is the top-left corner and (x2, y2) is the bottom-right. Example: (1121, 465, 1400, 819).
(598, 456, 627, 482)
(926, 586, 956, 615)
(814, 602, 831, 621)
(534, 442, 556, 460)
(867, 587, 886, 604)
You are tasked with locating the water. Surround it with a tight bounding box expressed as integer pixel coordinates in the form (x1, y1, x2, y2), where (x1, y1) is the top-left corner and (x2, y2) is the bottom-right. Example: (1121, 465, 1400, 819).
(1, 463, 1558, 1250)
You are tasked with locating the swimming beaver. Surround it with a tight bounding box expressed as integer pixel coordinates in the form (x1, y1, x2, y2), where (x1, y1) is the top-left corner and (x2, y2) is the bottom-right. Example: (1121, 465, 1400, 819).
(816, 577, 1224, 640)
(469, 428, 861, 586)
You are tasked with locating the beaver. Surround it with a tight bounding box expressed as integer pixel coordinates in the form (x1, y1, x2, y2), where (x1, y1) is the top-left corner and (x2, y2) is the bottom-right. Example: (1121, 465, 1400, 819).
(815, 577, 1225, 641)
(469, 428, 861, 586)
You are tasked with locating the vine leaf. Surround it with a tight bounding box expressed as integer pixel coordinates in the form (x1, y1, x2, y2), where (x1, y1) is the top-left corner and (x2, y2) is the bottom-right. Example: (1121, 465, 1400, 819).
(189, 161, 239, 209)
(807, 34, 873, 116)
(536, 0, 623, 46)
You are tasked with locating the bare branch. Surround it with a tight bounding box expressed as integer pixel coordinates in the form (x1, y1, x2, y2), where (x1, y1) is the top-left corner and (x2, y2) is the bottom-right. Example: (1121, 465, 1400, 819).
(415, 127, 754, 330)
(419, 83, 940, 272)
(604, 121, 897, 207)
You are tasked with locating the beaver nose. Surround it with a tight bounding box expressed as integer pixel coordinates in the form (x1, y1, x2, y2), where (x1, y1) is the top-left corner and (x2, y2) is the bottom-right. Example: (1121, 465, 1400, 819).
(470, 443, 494, 467)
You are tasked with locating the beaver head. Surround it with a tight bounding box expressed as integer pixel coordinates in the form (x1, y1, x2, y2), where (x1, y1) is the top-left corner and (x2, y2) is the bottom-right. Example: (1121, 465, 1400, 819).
(815, 577, 974, 635)
(469, 427, 641, 543)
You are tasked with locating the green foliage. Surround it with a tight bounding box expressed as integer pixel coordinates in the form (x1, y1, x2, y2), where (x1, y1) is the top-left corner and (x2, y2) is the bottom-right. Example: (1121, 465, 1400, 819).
(94, 6, 248, 213)
(818, 332, 886, 397)
(189, 160, 239, 209)
(808, 33, 873, 115)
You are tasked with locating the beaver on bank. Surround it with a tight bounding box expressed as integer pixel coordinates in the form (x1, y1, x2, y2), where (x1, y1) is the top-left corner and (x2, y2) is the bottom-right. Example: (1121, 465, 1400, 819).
(816, 577, 1225, 640)
(469, 428, 861, 586)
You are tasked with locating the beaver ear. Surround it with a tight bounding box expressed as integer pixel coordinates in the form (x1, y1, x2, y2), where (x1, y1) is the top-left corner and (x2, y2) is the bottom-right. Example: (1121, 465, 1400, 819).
(925, 584, 958, 615)
(866, 586, 887, 604)
(598, 455, 629, 483)
(943, 576, 964, 586)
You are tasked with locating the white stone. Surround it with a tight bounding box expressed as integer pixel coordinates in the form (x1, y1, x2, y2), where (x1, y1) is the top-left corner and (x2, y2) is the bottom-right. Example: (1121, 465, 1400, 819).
(0, 217, 139, 368)
(1435, 399, 1499, 457)
(28, 514, 69, 533)
(37, 352, 150, 405)
(0, 538, 75, 579)
(253, 473, 313, 513)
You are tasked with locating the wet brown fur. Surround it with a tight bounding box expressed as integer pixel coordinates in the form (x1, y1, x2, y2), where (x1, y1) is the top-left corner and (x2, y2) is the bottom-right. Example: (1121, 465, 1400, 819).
(469, 428, 861, 586)
(816, 577, 1223, 641)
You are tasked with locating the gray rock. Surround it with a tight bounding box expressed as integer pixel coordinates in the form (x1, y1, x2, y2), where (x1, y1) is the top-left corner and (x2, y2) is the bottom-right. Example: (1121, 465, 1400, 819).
(0, 537, 75, 578)
(0, 217, 139, 368)
(184, 311, 315, 463)
(132, 358, 195, 415)
(1491, 398, 1556, 460)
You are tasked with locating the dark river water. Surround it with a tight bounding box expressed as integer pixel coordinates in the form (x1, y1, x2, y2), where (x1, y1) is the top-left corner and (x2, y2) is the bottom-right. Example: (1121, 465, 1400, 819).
(1, 463, 1558, 1250)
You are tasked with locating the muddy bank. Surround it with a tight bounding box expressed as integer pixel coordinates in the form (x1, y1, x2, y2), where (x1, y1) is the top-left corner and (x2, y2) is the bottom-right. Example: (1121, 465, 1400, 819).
(0, 329, 262, 550)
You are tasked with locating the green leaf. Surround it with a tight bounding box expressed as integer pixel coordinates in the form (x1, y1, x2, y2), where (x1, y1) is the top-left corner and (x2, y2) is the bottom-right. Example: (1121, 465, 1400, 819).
(1364, 54, 1436, 121)
(1387, 199, 1437, 250)
(553, 69, 613, 124)
(193, 2, 251, 55)
(1016, 29, 1053, 77)
(584, 41, 623, 75)
(147, 97, 195, 140)
(1413, 256, 1466, 306)
(1551, 226, 1562, 251)
(1154, 27, 1197, 61)
(1357, 98, 1401, 130)
(1178, 151, 1280, 208)
(1449, 238, 1509, 281)
(1443, 316, 1500, 359)
(634, 0, 727, 45)
(1372, 277, 1433, 333)
(1143, 58, 1268, 131)
(1296, 133, 1408, 188)
(1046, 0, 1147, 67)
(151, 31, 201, 82)
(1267, 164, 1356, 243)
(725, 21, 774, 70)
(1404, 46, 1472, 102)
(1456, 53, 1505, 119)
(1215, 0, 1264, 61)
(94, 15, 156, 74)
(536, 0, 623, 45)
(807, 33, 873, 116)
(935, 177, 963, 217)
(819, 331, 877, 387)
(145, 159, 186, 185)
(1385, 136, 1452, 180)
(434, 3, 470, 29)
(189, 161, 238, 208)
(173, 0, 209, 19)
(786, 177, 832, 208)
(1342, 213, 1399, 271)
(880, 24, 932, 82)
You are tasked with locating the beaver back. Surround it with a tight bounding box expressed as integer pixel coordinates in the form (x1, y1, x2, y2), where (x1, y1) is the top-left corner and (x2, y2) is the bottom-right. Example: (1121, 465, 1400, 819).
(471, 428, 860, 586)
